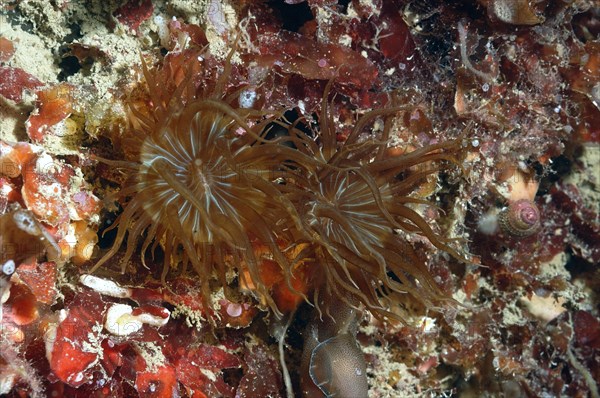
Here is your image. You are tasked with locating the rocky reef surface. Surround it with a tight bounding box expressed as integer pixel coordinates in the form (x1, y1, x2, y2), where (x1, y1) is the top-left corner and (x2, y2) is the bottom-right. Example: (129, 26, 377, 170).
(0, 1, 598, 397)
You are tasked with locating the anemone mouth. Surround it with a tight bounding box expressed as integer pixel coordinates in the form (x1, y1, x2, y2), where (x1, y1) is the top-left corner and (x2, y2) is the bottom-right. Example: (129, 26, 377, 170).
(306, 169, 393, 253)
(137, 109, 240, 244)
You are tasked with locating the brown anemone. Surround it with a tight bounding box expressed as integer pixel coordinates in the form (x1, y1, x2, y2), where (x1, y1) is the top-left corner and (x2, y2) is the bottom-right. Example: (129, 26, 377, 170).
(93, 49, 311, 316)
(94, 48, 464, 322)
(279, 85, 465, 320)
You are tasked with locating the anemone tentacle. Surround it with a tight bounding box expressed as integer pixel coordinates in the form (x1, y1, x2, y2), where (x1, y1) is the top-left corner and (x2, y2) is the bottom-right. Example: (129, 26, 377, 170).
(95, 47, 465, 323)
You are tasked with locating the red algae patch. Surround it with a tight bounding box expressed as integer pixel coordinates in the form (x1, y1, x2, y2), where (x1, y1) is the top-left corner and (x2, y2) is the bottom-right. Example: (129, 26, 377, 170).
(0, 67, 44, 102)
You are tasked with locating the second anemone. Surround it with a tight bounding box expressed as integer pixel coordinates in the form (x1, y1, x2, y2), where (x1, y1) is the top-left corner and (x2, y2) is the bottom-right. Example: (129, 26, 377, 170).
(277, 86, 464, 320)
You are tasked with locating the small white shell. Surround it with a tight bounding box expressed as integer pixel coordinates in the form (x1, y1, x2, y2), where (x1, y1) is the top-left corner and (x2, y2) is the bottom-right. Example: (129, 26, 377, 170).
(2, 260, 15, 276)
(80, 275, 132, 298)
(105, 304, 142, 336)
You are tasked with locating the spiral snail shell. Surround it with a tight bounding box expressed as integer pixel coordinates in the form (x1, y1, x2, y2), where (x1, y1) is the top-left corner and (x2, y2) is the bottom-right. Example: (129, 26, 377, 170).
(498, 199, 541, 237)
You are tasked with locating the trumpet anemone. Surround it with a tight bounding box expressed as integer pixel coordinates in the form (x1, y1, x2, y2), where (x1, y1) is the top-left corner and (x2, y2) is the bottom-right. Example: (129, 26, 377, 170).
(93, 49, 307, 315)
(279, 84, 464, 319)
(94, 46, 464, 321)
